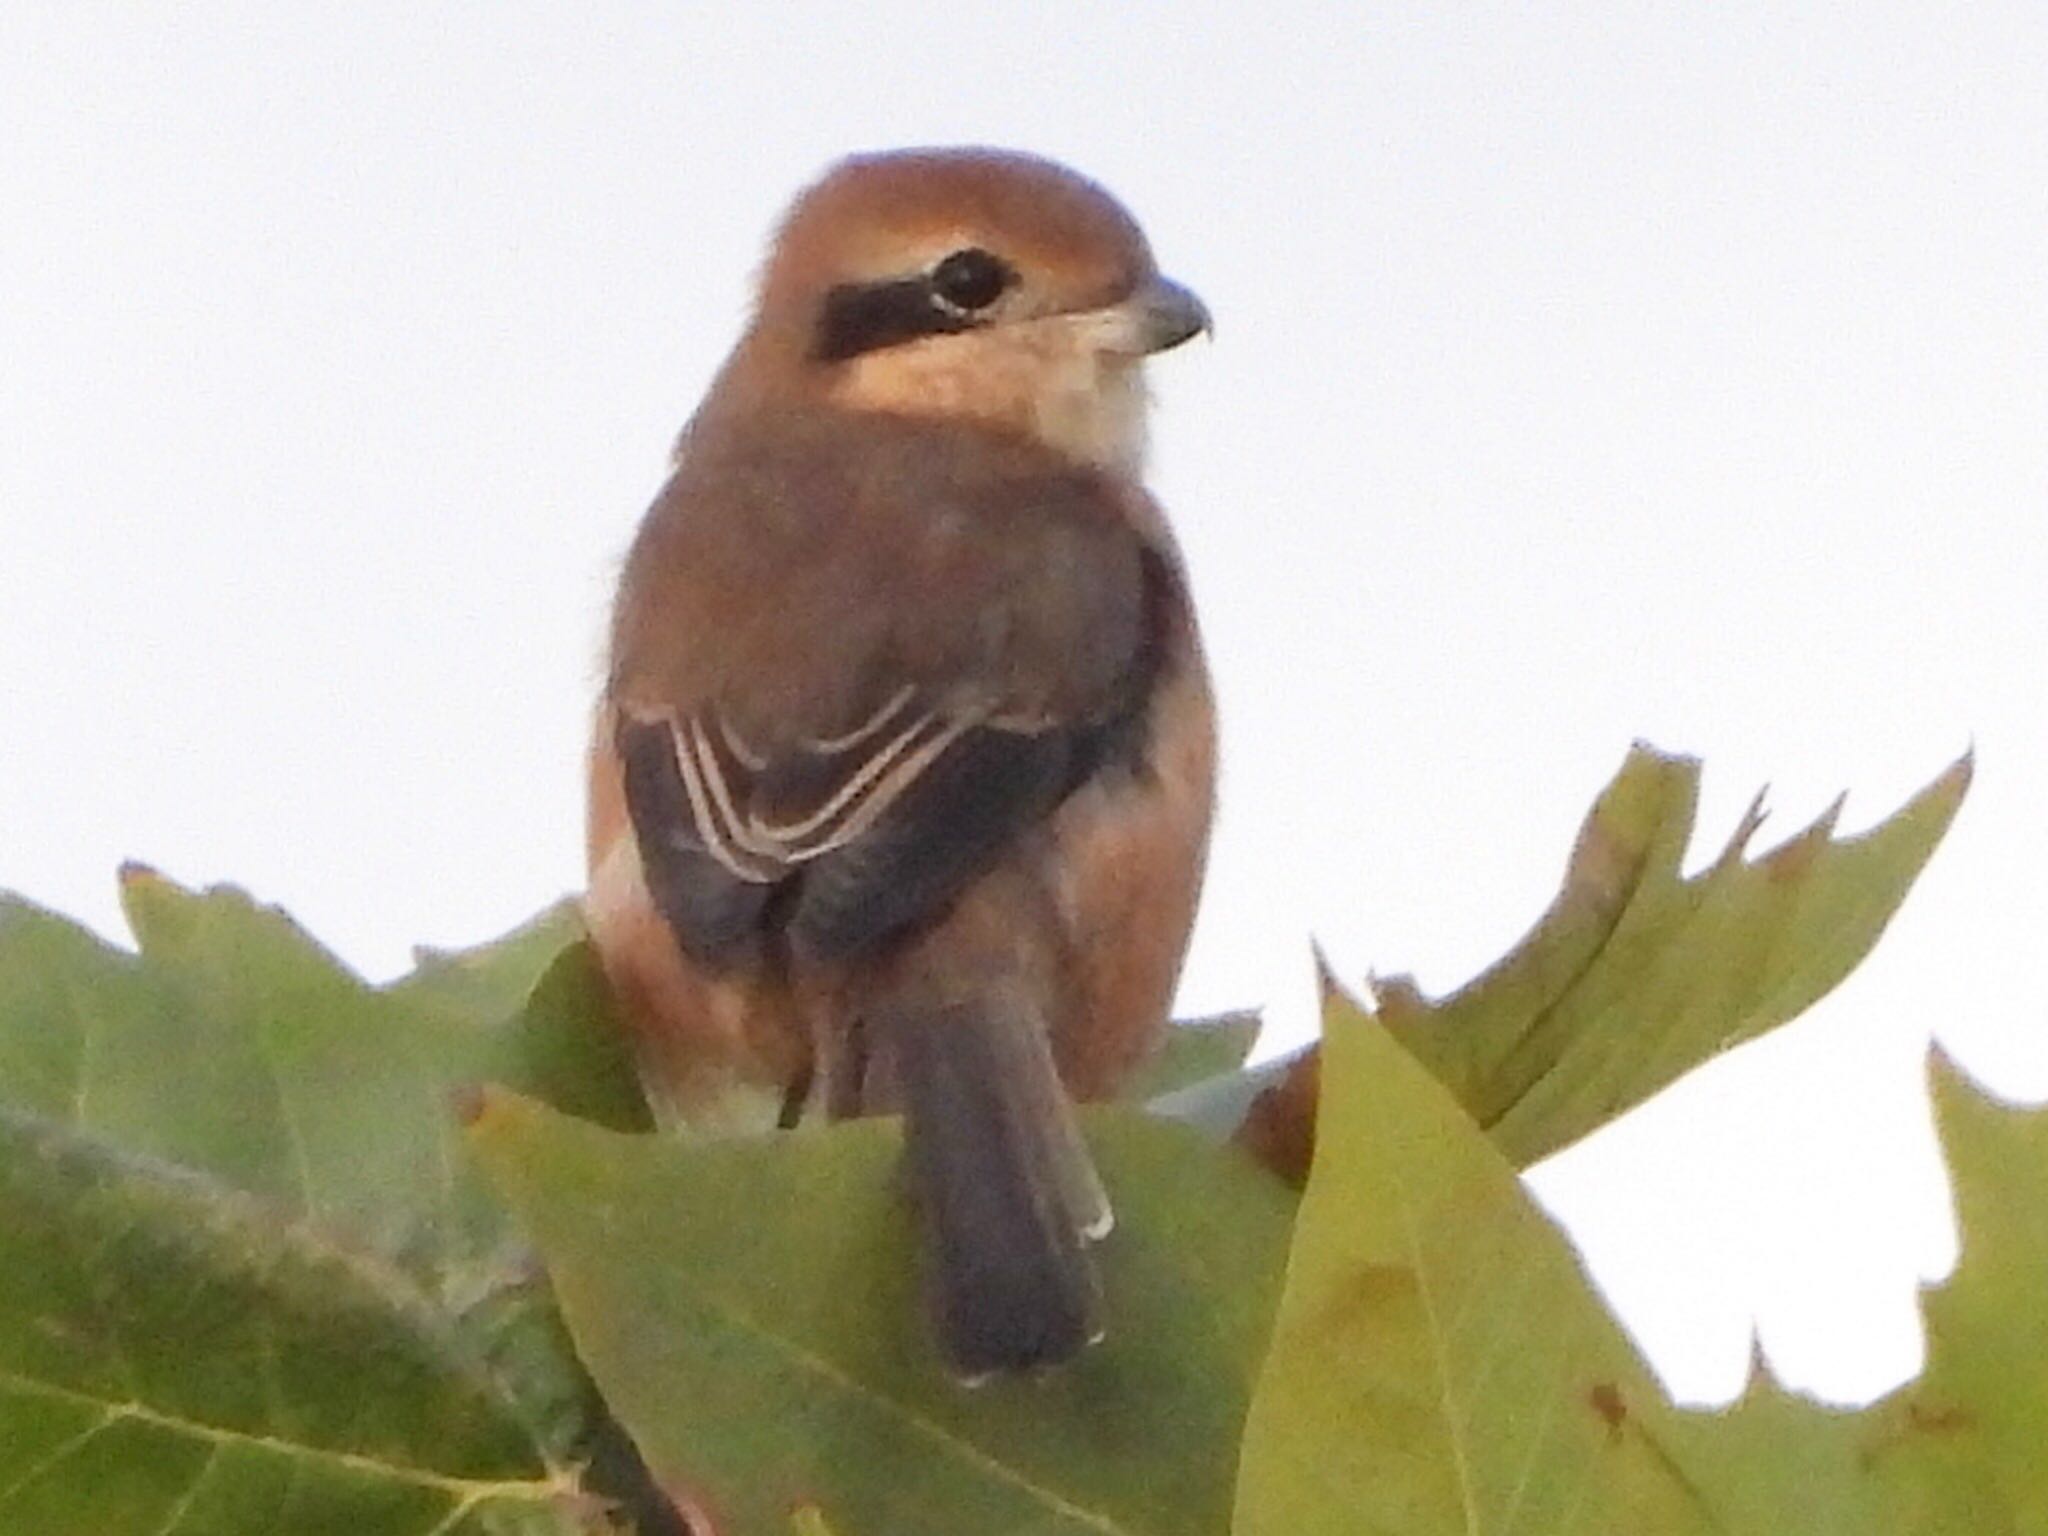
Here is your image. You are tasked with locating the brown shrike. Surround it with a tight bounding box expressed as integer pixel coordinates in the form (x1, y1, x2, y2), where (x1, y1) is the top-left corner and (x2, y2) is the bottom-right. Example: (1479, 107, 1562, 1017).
(585, 147, 1214, 1375)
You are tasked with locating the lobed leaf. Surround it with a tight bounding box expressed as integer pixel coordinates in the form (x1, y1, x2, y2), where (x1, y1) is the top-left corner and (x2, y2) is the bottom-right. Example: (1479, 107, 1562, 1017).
(1654, 1357, 2010, 1535)
(1906, 1053, 2048, 1524)
(1215, 746, 1970, 1180)
(388, 900, 588, 1033)
(1128, 1010, 1263, 1102)
(1383, 744, 1970, 1166)
(1646, 1052, 2048, 1532)
(0, 871, 643, 1261)
(0, 734, 1995, 1534)
(0, 872, 649, 1524)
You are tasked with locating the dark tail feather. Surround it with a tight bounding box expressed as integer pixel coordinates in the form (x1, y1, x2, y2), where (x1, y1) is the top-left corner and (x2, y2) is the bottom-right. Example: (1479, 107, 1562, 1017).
(884, 996, 1105, 1378)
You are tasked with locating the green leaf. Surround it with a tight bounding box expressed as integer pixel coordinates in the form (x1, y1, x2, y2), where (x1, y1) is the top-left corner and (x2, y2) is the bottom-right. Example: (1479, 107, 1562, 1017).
(0, 874, 645, 1517)
(468, 1090, 1296, 1536)
(0, 1106, 584, 1535)
(0, 870, 643, 1261)
(1234, 991, 1717, 1536)
(469, 942, 654, 1138)
(388, 901, 588, 1031)
(387, 899, 650, 1135)
(1376, 744, 1970, 1166)
(1129, 1010, 1263, 1102)
(1156, 750, 1968, 1181)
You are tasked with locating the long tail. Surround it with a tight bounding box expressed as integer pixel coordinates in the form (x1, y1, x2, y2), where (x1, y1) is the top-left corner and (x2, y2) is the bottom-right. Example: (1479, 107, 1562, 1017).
(881, 992, 1109, 1378)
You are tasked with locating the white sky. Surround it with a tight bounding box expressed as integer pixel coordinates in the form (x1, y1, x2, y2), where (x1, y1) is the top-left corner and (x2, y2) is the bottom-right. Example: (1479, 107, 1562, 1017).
(3, 3, 2042, 1407)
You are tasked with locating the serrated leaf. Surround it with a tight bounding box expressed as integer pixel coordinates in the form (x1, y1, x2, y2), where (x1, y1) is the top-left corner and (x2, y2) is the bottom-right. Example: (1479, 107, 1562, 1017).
(1202, 747, 1969, 1181)
(1128, 1010, 1263, 1102)
(1909, 1053, 2048, 1524)
(468, 1090, 1295, 1536)
(1645, 1053, 2048, 1532)
(0, 871, 643, 1262)
(0, 1107, 584, 1535)
(1223, 993, 2044, 1534)
(1381, 745, 1969, 1166)
(1655, 1359, 2010, 1535)
(389, 901, 588, 1030)
(0, 875, 643, 1514)
(1234, 991, 1716, 1536)
(471, 942, 654, 1137)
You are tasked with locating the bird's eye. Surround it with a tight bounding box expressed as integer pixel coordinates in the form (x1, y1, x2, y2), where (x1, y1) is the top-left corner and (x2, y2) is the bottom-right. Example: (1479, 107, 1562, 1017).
(929, 248, 1014, 314)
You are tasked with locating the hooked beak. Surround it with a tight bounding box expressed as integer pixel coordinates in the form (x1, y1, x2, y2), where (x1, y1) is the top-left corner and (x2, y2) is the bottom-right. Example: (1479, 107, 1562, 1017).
(1129, 275, 1212, 354)
(1083, 275, 1212, 356)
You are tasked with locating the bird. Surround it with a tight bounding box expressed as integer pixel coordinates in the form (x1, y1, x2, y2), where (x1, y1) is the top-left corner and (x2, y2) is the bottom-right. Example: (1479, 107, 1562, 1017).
(583, 146, 1215, 1376)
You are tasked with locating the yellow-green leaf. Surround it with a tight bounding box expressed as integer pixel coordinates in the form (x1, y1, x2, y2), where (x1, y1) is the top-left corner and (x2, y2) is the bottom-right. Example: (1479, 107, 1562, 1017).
(1234, 991, 1715, 1535)
(1656, 1358, 2009, 1535)
(1378, 745, 1969, 1165)
(1648, 1053, 2048, 1531)
(1911, 1053, 2048, 1523)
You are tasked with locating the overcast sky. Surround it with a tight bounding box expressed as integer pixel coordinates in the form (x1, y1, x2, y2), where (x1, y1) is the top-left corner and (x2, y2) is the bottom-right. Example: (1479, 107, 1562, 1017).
(3, 2, 2043, 1407)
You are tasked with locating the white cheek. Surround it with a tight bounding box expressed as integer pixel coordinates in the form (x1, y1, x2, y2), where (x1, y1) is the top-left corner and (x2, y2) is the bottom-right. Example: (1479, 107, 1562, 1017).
(1098, 363, 1150, 472)
(1036, 356, 1148, 474)
(830, 334, 1152, 473)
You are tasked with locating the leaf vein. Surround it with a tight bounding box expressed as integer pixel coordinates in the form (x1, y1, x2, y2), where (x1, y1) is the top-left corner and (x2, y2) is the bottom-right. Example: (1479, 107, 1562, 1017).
(1389, 1174, 1481, 1534)
(673, 1288, 1138, 1535)
(0, 1366, 567, 1506)
(0, 1407, 115, 1509)
(146, 1439, 222, 1536)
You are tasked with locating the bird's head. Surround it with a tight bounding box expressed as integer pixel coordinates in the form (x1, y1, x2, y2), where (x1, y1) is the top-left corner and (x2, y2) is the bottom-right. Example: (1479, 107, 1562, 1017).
(731, 147, 1208, 472)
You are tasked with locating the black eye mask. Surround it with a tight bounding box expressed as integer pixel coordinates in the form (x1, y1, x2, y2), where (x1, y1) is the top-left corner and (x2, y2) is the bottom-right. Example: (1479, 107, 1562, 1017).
(813, 248, 1018, 362)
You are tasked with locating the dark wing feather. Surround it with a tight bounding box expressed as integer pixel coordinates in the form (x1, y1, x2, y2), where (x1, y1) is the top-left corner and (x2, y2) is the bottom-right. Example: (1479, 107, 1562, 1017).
(787, 721, 1086, 964)
(618, 696, 1122, 970)
(617, 716, 775, 968)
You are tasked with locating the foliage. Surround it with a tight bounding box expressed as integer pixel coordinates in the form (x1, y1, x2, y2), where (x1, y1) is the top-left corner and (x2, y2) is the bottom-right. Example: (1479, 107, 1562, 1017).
(1, 744, 2022, 1535)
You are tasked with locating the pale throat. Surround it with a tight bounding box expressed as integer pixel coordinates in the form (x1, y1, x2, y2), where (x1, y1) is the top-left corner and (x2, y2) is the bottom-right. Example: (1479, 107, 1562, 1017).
(829, 329, 1150, 475)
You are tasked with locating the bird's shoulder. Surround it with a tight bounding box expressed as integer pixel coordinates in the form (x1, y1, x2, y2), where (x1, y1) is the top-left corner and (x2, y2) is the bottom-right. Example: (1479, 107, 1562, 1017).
(611, 408, 1153, 742)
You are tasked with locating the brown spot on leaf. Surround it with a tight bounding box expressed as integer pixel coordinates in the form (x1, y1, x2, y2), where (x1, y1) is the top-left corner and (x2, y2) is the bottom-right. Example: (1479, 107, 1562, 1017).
(447, 1082, 487, 1126)
(1905, 1400, 1975, 1436)
(1588, 1381, 1627, 1435)
(1861, 1391, 1977, 1470)
(1303, 1262, 1419, 1348)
